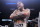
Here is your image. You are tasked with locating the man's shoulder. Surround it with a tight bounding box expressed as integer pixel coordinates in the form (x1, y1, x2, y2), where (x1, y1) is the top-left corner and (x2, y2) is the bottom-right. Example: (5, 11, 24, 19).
(14, 9, 18, 12)
(12, 9, 18, 13)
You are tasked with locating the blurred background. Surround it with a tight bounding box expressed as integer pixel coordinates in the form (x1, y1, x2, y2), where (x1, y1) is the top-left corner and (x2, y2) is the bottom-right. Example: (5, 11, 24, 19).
(0, 0, 40, 27)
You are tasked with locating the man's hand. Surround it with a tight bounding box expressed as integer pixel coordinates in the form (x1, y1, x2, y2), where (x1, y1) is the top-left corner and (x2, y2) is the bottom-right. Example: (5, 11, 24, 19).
(21, 9, 30, 16)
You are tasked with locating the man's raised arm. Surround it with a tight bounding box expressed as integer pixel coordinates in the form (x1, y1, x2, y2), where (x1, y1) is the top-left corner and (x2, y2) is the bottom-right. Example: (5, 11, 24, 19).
(10, 10, 17, 19)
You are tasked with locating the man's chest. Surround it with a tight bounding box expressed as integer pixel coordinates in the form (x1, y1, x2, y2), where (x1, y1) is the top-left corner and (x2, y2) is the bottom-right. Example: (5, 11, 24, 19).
(16, 9, 28, 13)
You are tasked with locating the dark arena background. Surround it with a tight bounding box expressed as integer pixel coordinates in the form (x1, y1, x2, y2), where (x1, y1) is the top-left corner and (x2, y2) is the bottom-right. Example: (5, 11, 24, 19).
(0, 0, 40, 27)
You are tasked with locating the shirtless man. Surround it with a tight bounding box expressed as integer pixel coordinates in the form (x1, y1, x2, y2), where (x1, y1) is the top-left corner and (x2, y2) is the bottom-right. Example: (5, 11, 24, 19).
(10, 2, 30, 27)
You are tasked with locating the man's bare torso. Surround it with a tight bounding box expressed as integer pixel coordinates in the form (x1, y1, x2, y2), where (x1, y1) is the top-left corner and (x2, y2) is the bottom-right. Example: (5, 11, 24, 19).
(10, 8, 30, 27)
(13, 9, 30, 23)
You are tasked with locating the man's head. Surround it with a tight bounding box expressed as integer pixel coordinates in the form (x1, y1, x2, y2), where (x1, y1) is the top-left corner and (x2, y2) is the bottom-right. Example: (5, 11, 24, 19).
(17, 2, 24, 9)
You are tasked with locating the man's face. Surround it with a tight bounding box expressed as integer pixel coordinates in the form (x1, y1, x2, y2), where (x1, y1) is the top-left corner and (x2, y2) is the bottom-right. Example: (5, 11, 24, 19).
(17, 2, 24, 9)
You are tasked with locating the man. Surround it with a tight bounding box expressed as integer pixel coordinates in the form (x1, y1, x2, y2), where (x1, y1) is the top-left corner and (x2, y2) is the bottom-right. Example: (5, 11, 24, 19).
(10, 2, 30, 27)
